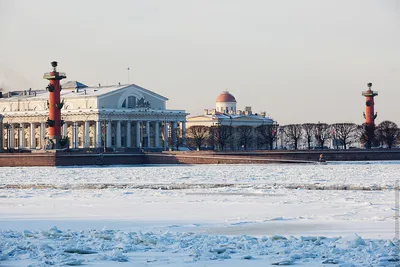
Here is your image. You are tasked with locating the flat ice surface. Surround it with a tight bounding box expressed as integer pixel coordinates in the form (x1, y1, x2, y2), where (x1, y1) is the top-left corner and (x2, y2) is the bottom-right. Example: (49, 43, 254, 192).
(0, 162, 399, 266)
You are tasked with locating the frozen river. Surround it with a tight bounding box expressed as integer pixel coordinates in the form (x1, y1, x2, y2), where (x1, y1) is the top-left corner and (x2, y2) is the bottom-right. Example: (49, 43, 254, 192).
(0, 163, 399, 266)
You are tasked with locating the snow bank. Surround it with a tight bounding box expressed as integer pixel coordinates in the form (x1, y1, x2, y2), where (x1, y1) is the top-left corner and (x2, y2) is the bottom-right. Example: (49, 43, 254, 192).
(0, 228, 399, 266)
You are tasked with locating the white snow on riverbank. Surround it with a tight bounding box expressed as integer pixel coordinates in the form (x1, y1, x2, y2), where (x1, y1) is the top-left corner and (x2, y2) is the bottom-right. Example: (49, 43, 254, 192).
(0, 163, 399, 266)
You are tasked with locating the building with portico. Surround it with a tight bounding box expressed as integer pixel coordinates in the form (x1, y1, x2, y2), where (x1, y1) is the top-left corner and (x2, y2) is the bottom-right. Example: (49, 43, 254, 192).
(0, 81, 187, 151)
(186, 91, 275, 128)
(186, 91, 276, 150)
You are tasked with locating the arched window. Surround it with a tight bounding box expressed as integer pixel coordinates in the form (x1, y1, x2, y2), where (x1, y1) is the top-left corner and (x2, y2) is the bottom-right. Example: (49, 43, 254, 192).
(122, 96, 136, 108)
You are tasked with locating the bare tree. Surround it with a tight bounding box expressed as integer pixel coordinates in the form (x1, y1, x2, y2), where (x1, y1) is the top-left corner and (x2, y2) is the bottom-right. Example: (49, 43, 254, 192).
(257, 124, 278, 150)
(314, 123, 331, 149)
(187, 125, 209, 150)
(302, 123, 315, 150)
(376, 121, 400, 149)
(283, 124, 303, 150)
(206, 126, 215, 150)
(359, 123, 376, 149)
(237, 126, 253, 150)
(212, 125, 233, 151)
(332, 123, 358, 149)
(169, 127, 183, 151)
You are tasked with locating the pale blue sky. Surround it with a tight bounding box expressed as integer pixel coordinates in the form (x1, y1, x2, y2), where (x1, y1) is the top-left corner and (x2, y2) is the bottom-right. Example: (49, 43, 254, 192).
(0, 0, 399, 124)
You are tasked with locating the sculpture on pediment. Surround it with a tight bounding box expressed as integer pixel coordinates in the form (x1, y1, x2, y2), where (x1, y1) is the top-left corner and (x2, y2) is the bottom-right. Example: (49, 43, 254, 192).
(136, 97, 151, 109)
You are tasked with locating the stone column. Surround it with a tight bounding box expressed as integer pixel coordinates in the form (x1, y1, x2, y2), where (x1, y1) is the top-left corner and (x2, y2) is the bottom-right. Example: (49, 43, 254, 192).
(96, 121, 102, 148)
(146, 121, 150, 147)
(154, 121, 160, 147)
(164, 122, 169, 149)
(10, 124, 15, 149)
(126, 121, 131, 148)
(63, 122, 68, 137)
(172, 121, 178, 148)
(106, 121, 112, 147)
(21, 124, 26, 148)
(116, 121, 121, 148)
(182, 121, 187, 146)
(73, 122, 78, 148)
(136, 121, 141, 148)
(84, 121, 90, 148)
(40, 122, 45, 149)
(30, 123, 35, 149)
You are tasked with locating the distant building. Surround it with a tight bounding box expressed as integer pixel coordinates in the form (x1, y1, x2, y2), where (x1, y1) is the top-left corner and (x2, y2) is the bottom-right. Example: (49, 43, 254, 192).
(186, 91, 275, 128)
(186, 91, 276, 150)
(0, 81, 187, 150)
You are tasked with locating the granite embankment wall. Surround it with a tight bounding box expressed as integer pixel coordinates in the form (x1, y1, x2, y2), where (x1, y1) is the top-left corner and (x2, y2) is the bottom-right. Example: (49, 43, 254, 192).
(143, 153, 312, 164)
(0, 153, 56, 166)
(0, 152, 144, 167)
(0, 149, 399, 166)
(55, 153, 144, 166)
(210, 149, 400, 162)
(145, 149, 400, 164)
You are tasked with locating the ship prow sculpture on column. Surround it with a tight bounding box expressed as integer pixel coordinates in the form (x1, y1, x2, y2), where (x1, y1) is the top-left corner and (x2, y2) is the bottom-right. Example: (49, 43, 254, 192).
(43, 61, 67, 149)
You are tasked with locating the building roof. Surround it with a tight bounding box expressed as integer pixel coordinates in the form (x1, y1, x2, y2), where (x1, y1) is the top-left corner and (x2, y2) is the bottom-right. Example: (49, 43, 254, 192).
(61, 81, 88, 89)
(189, 113, 273, 121)
(216, 91, 236, 103)
(0, 83, 168, 101)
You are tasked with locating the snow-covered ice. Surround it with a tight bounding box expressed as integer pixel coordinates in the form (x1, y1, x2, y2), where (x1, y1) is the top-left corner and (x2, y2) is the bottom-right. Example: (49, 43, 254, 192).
(0, 162, 399, 266)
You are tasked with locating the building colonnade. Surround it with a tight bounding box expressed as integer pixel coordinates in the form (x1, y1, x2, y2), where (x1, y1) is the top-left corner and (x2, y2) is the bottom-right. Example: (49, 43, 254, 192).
(2, 119, 187, 150)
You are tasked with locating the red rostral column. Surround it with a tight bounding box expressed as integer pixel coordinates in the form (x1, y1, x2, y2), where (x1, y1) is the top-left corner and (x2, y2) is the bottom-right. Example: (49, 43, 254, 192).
(362, 82, 378, 127)
(43, 61, 66, 148)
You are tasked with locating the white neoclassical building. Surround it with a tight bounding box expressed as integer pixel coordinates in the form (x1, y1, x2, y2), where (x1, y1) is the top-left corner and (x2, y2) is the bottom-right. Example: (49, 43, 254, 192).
(187, 91, 275, 128)
(0, 81, 187, 150)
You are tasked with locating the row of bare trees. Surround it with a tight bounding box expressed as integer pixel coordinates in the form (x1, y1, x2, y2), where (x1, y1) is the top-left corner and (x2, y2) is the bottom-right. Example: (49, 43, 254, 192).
(183, 120, 400, 151)
(283, 122, 359, 150)
(283, 121, 400, 150)
(185, 124, 279, 151)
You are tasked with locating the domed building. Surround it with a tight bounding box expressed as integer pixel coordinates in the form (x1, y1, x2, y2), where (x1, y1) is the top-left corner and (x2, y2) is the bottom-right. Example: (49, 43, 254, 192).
(216, 91, 236, 114)
(186, 90, 277, 150)
(187, 90, 274, 127)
